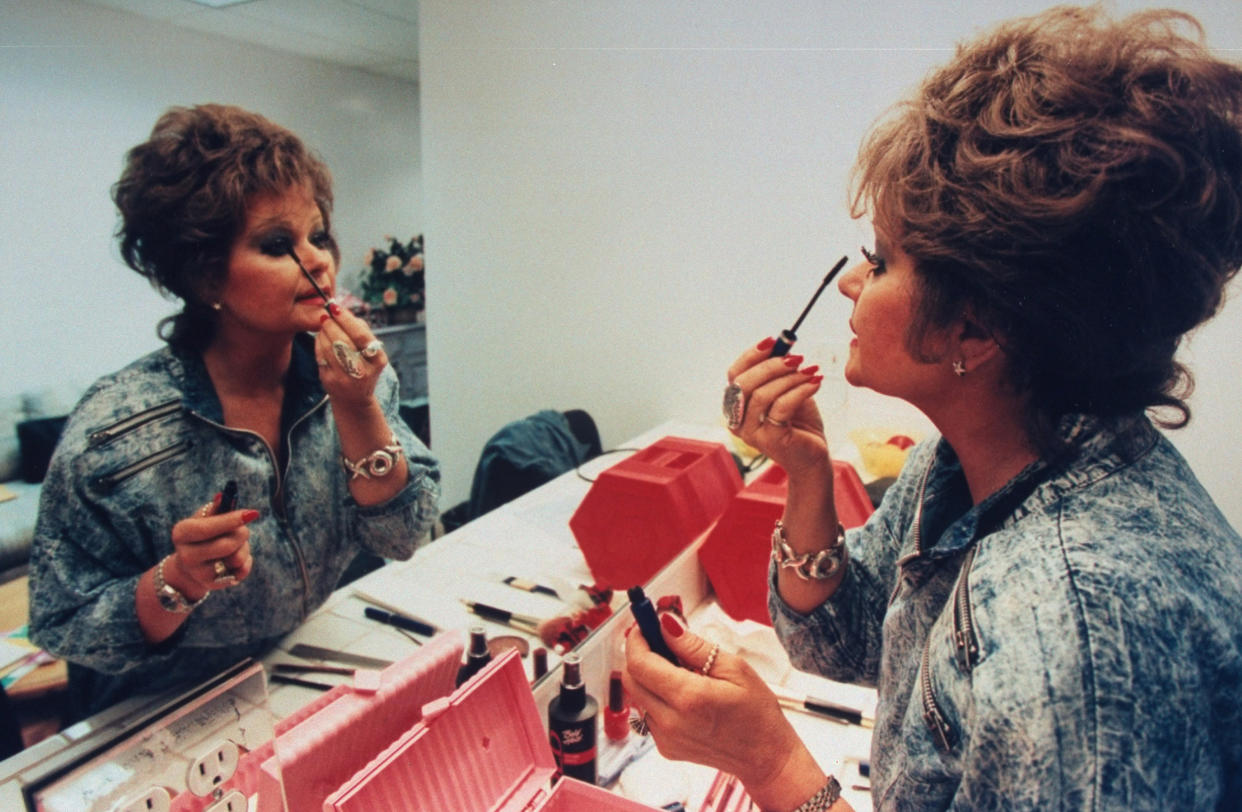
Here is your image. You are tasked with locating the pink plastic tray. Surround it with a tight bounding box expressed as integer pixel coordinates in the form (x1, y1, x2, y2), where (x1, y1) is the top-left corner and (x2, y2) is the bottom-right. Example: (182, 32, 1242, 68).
(324, 649, 658, 811)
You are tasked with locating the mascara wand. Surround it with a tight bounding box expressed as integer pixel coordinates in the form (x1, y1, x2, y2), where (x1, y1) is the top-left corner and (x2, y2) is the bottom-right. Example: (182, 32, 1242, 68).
(287, 247, 335, 312)
(770, 255, 849, 357)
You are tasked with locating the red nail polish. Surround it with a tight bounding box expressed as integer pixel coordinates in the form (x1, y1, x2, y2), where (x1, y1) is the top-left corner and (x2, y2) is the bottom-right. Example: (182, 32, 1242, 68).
(660, 612, 685, 638)
(757, 336, 776, 351)
(801, 365, 820, 376)
(329, 302, 342, 316)
(240, 509, 260, 524)
(809, 375, 824, 385)
(783, 354, 804, 367)
(319, 313, 330, 324)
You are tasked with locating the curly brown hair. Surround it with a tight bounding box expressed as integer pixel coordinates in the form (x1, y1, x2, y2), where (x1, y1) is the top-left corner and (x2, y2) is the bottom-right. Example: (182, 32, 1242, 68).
(850, 5, 1242, 453)
(113, 104, 336, 351)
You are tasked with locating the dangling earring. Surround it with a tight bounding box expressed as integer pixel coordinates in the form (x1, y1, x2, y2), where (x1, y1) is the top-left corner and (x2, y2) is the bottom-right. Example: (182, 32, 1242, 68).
(952, 360, 967, 377)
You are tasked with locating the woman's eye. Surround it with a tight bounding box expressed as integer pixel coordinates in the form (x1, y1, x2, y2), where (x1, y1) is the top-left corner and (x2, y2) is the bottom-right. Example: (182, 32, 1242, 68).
(861, 245, 886, 274)
(259, 235, 294, 257)
(310, 230, 335, 249)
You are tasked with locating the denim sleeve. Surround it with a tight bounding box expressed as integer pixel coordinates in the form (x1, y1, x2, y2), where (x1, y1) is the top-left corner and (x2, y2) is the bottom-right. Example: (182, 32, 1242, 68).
(340, 365, 440, 561)
(29, 435, 176, 674)
(768, 444, 931, 687)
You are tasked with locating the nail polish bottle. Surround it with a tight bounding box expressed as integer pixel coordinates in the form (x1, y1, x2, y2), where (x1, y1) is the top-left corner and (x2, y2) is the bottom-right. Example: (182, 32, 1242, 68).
(603, 670, 629, 742)
(455, 625, 492, 687)
(547, 653, 598, 784)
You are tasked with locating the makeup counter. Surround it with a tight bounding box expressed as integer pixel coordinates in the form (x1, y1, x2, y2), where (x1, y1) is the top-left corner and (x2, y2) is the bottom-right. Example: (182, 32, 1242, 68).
(0, 420, 878, 811)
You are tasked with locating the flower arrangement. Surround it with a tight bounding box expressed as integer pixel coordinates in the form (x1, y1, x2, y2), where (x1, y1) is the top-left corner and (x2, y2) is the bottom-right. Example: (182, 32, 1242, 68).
(355, 235, 425, 319)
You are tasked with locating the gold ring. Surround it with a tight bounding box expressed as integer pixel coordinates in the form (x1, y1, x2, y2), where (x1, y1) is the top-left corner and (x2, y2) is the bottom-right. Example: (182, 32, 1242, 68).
(213, 560, 229, 578)
(759, 413, 789, 428)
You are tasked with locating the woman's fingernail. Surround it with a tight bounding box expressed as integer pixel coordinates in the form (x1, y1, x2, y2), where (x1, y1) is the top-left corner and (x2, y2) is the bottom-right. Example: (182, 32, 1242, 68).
(757, 336, 776, 351)
(240, 509, 261, 524)
(329, 302, 342, 316)
(320, 313, 330, 324)
(800, 365, 820, 376)
(782, 354, 804, 367)
(660, 612, 685, 638)
(808, 374, 824, 385)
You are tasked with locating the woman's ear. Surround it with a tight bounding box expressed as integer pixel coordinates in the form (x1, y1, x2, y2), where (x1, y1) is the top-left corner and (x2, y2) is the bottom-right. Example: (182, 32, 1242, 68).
(954, 310, 1004, 375)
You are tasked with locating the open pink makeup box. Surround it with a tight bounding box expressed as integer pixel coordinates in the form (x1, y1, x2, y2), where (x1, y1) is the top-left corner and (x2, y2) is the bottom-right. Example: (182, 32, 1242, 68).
(323, 647, 657, 811)
(165, 630, 656, 811)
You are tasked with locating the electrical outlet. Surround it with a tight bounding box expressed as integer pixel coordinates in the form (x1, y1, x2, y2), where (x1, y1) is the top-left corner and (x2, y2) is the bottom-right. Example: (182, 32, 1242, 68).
(112, 786, 172, 812)
(185, 739, 240, 797)
(205, 789, 248, 812)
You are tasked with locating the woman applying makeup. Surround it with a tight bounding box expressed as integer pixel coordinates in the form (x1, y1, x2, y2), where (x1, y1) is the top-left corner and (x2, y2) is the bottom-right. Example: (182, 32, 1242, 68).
(624, 8, 1242, 810)
(28, 104, 440, 718)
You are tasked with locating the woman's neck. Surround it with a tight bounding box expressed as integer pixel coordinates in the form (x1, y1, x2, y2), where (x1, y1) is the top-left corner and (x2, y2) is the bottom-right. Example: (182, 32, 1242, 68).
(201, 330, 294, 398)
(926, 387, 1040, 505)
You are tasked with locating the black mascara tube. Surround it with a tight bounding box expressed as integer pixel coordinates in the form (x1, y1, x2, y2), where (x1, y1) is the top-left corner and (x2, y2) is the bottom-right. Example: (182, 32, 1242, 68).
(627, 586, 679, 665)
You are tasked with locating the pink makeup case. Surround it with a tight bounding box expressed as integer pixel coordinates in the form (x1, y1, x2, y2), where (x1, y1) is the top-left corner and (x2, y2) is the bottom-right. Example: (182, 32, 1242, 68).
(324, 649, 658, 811)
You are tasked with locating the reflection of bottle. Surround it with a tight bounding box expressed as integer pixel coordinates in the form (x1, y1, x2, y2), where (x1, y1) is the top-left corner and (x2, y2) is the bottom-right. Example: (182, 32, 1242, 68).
(532, 647, 549, 681)
(455, 625, 492, 687)
(547, 653, 598, 784)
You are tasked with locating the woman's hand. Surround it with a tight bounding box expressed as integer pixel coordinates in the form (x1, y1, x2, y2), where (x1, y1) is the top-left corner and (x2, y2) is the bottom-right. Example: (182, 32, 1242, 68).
(166, 493, 258, 598)
(314, 304, 389, 411)
(622, 611, 831, 811)
(726, 337, 829, 479)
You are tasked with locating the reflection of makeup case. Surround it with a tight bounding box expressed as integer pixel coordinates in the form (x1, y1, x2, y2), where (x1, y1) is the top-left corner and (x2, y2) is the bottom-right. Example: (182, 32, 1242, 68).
(324, 648, 659, 811)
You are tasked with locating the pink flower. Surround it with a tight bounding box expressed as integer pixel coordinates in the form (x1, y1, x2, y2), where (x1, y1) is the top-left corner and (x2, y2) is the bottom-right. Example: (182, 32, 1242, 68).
(382, 287, 398, 306)
(385, 256, 401, 272)
(364, 249, 374, 265)
(405, 255, 424, 272)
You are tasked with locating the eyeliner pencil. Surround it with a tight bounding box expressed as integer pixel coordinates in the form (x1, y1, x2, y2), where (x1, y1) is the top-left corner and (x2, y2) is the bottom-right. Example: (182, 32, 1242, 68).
(460, 600, 542, 634)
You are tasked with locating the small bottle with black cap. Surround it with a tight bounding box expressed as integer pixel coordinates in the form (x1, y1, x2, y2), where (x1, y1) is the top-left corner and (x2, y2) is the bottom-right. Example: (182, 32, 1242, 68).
(455, 625, 492, 687)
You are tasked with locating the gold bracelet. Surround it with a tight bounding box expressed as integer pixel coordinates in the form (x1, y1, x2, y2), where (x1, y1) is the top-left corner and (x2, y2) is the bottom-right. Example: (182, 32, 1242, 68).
(793, 775, 842, 811)
(341, 435, 404, 480)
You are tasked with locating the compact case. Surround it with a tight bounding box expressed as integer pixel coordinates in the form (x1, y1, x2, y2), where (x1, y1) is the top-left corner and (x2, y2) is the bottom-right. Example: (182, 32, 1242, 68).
(323, 648, 658, 811)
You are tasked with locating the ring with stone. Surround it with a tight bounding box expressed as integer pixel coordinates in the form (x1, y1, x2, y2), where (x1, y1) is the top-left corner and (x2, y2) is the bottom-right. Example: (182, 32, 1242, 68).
(361, 339, 384, 359)
(332, 340, 366, 379)
(722, 382, 746, 431)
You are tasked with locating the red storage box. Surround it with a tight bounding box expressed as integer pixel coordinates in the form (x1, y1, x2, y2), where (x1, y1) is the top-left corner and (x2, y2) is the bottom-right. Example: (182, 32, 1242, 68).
(570, 437, 742, 589)
(698, 460, 873, 626)
(324, 649, 658, 811)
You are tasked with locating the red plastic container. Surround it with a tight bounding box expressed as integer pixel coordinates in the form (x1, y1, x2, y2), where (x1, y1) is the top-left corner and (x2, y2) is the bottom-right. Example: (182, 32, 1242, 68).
(698, 460, 873, 626)
(323, 650, 658, 811)
(570, 437, 742, 589)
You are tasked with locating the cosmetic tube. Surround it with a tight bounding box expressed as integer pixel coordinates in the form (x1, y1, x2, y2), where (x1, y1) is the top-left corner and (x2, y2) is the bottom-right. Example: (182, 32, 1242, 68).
(547, 653, 598, 784)
(455, 625, 492, 687)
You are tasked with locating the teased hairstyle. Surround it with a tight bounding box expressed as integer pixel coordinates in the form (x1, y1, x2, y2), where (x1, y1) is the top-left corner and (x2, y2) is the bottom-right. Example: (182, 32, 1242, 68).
(850, 5, 1242, 453)
(113, 104, 336, 351)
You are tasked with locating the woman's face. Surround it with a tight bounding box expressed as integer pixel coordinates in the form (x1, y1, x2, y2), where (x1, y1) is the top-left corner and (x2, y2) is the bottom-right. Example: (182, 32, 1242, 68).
(838, 230, 950, 406)
(214, 185, 336, 341)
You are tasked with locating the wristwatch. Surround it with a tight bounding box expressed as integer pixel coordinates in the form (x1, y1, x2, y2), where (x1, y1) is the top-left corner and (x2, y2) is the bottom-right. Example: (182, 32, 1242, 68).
(154, 555, 209, 614)
(771, 520, 847, 581)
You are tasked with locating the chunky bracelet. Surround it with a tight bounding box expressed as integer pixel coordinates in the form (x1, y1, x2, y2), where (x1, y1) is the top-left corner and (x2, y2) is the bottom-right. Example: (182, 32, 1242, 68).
(793, 775, 842, 812)
(341, 435, 404, 480)
(771, 520, 846, 581)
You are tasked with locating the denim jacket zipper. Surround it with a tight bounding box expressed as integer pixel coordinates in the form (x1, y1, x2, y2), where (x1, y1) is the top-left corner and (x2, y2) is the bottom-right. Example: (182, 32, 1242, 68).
(188, 394, 329, 620)
(89, 400, 192, 490)
(897, 457, 982, 754)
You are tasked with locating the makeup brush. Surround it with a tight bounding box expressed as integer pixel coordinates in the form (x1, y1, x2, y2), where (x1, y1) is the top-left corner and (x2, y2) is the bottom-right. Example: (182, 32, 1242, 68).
(770, 255, 849, 357)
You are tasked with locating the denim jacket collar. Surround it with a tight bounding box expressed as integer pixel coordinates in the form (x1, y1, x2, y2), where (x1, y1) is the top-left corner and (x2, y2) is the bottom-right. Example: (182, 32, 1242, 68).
(918, 413, 1157, 560)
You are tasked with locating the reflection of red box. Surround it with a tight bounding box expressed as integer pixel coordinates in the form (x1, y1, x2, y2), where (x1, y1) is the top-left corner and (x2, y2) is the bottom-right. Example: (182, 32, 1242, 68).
(698, 460, 873, 626)
(324, 650, 658, 810)
(570, 437, 742, 589)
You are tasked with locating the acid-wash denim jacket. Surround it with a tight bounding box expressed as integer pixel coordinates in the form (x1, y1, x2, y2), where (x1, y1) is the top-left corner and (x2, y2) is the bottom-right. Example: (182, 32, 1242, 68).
(770, 415, 1242, 810)
(29, 335, 440, 713)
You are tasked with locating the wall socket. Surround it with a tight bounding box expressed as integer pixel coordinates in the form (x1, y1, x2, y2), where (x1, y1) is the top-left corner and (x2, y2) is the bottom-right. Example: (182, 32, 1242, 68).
(205, 789, 248, 812)
(185, 739, 240, 797)
(112, 786, 171, 812)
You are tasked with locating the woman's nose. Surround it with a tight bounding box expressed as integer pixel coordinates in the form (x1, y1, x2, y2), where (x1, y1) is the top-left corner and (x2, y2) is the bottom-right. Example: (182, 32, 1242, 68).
(838, 260, 867, 300)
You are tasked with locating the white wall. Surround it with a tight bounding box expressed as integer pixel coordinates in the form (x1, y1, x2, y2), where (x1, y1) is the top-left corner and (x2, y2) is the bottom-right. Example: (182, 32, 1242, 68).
(420, 0, 1242, 529)
(1, 0, 421, 397)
